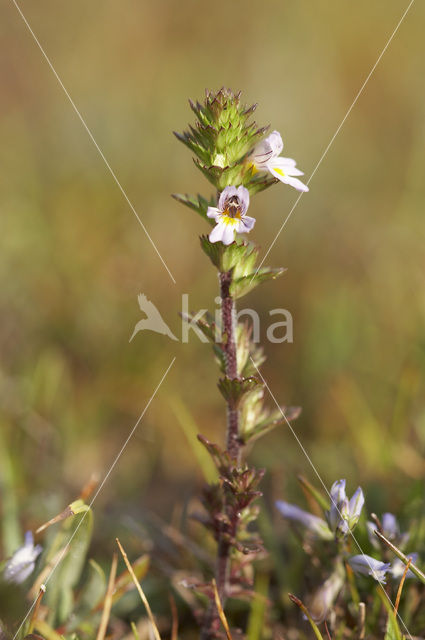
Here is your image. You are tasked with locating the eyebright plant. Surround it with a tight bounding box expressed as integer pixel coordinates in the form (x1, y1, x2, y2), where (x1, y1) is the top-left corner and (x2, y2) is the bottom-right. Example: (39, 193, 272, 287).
(174, 87, 305, 639)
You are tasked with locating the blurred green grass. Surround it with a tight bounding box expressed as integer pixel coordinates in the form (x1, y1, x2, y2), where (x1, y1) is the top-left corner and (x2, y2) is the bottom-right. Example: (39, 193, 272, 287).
(1, 0, 425, 558)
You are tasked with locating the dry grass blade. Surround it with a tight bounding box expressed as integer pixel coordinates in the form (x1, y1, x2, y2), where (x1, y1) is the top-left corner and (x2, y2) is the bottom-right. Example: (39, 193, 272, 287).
(116, 538, 162, 640)
(27, 584, 46, 634)
(35, 506, 75, 534)
(394, 557, 411, 615)
(212, 579, 232, 640)
(96, 553, 118, 640)
(288, 594, 324, 640)
(358, 602, 366, 640)
(169, 594, 178, 640)
(324, 621, 332, 640)
(79, 473, 100, 501)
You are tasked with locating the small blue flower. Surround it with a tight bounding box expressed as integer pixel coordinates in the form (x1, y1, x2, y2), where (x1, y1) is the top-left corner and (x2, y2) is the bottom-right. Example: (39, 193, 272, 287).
(390, 553, 419, 580)
(367, 512, 409, 550)
(326, 479, 364, 538)
(348, 554, 391, 584)
(276, 501, 333, 541)
(4, 531, 42, 584)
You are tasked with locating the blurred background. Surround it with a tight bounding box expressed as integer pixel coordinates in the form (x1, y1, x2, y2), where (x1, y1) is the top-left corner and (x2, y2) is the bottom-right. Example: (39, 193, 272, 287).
(1, 0, 424, 600)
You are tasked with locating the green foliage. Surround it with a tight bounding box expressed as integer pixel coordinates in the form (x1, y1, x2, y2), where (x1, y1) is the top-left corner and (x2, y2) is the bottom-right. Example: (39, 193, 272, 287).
(241, 401, 301, 445)
(197, 435, 265, 558)
(174, 88, 276, 193)
(172, 193, 216, 224)
(0, 506, 154, 640)
(200, 235, 254, 272)
(230, 267, 286, 299)
(0, 430, 22, 557)
(73, 559, 106, 618)
(43, 506, 94, 626)
(217, 375, 263, 409)
(171, 395, 218, 483)
(200, 235, 286, 299)
(377, 589, 402, 640)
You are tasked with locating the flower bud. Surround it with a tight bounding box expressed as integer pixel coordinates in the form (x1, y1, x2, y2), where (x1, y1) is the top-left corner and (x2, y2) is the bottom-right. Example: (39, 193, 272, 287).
(326, 479, 364, 538)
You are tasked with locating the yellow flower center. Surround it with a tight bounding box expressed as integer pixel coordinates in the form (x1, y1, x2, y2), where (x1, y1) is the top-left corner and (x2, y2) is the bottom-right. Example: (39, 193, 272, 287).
(272, 167, 285, 177)
(222, 212, 241, 226)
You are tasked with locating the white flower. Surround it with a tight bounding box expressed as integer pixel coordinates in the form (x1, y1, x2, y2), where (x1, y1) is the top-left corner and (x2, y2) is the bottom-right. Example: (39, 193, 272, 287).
(4, 531, 42, 584)
(348, 554, 391, 584)
(276, 501, 333, 541)
(249, 130, 309, 192)
(326, 479, 364, 538)
(207, 186, 255, 245)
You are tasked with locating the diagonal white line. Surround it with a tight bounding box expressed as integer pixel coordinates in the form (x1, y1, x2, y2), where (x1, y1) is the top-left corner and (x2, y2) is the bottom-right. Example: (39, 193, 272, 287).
(250, 356, 414, 639)
(252, 0, 415, 281)
(11, 0, 176, 285)
(12, 356, 176, 640)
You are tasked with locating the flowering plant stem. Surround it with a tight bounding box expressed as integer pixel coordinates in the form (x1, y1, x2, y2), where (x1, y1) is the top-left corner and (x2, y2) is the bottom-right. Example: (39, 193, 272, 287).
(220, 270, 240, 463)
(202, 270, 239, 637)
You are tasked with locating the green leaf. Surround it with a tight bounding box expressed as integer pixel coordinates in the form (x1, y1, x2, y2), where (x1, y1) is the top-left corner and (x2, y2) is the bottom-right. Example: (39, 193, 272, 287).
(172, 193, 216, 224)
(217, 376, 263, 409)
(0, 426, 22, 555)
(247, 572, 269, 640)
(180, 310, 220, 344)
(170, 396, 218, 483)
(76, 559, 106, 613)
(131, 621, 141, 640)
(197, 435, 231, 472)
(179, 311, 226, 371)
(244, 172, 278, 195)
(212, 343, 227, 373)
(297, 475, 330, 512)
(230, 267, 287, 299)
(200, 235, 253, 272)
(289, 594, 325, 640)
(33, 620, 64, 640)
(242, 405, 301, 444)
(240, 342, 266, 378)
(43, 506, 94, 626)
(232, 245, 259, 279)
(377, 588, 402, 640)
